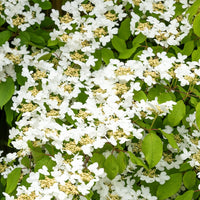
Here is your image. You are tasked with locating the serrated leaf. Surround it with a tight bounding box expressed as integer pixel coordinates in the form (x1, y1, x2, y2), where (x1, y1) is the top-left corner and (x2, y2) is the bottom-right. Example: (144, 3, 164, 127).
(196, 102, 200, 130)
(118, 18, 131, 40)
(160, 129, 179, 150)
(183, 171, 196, 189)
(175, 190, 194, 200)
(101, 48, 114, 65)
(116, 152, 127, 173)
(0, 31, 11, 46)
(91, 153, 105, 168)
(194, 13, 200, 37)
(34, 156, 56, 172)
(38, 53, 52, 61)
(111, 36, 126, 52)
(128, 151, 148, 169)
(0, 77, 15, 109)
(104, 155, 119, 180)
(5, 168, 21, 194)
(142, 133, 163, 168)
(156, 173, 182, 200)
(167, 100, 186, 127)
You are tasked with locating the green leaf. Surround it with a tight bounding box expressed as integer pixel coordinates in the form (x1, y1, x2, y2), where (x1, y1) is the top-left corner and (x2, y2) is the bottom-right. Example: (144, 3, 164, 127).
(142, 132, 163, 168)
(18, 31, 30, 46)
(128, 151, 148, 169)
(32, 151, 46, 163)
(147, 85, 165, 100)
(38, 53, 52, 61)
(0, 17, 5, 27)
(41, 17, 55, 29)
(90, 153, 105, 168)
(175, 190, 194, 200)
(0, 31, 11, 46)
(0, 77, 15, 109)
(177, 85, 187, 98)
(93, 49, 102, 70)
(20, 174, 31, 188)
(118, 46, 139, 59)
(192, 47, 200, 61)
(179, 162, 193, 172)
(167, 100, 186, 127)
(160, 129, 179, 150)
(5, 168, 21, 194)
(103, 155, 119, 180)
(132, 33, 146, 46)
(85, 191, 94, 200)
(118, 18, 131, 40)
(76, 88, 89, 103)
(186, 0, 200, 23)
(65, 113, 76, 125)
(157, 93, 173, 104)
(182, 40, 194, 56)
(116, 152, 127, 173)
(183, 171, 196, 189)
(32, 0, 52, 10)
(101, 48, 115, 65)
(196, 102, 200, 130)
(156, 173, 182, 200)
(34, 156, 56, 172)
(27, 141, 45, 163)
(194, 13, 200, 35)
(47, 39, 58, 47)
(21, 156, 31, 168)
(28, 32, 46, 46)
(15, 65, 27, 86)
(133, 91, 147, 101)
(4, 100, 14, 126)
(111, 36, 126, 52)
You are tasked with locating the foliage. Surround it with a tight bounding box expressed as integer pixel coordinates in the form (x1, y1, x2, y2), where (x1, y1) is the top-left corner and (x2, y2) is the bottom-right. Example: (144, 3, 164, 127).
(0, 0, 200, 199)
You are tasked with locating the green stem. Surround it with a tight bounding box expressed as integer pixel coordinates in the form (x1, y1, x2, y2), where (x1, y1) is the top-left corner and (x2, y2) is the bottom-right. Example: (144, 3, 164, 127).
(150, 114, 157, 130)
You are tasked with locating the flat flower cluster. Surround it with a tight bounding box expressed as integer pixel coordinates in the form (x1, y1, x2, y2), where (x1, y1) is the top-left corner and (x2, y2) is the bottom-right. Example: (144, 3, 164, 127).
(0, 0, 200, 199)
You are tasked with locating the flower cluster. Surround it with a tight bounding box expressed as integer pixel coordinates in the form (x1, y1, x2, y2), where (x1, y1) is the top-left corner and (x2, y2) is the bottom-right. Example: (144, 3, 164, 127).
(0, 0, 200, 199)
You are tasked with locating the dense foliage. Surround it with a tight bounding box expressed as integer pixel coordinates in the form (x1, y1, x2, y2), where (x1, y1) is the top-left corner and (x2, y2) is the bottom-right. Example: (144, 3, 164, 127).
(1, 0, 200, 199)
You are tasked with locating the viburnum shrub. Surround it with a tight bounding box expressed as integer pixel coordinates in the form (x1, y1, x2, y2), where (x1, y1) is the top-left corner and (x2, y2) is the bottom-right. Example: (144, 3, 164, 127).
(1, 0, 200, 199)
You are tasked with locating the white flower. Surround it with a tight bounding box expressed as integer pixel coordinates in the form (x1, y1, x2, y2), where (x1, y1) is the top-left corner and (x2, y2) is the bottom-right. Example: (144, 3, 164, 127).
(38, 166, 50, 176)
(180, 148, 192, 160)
